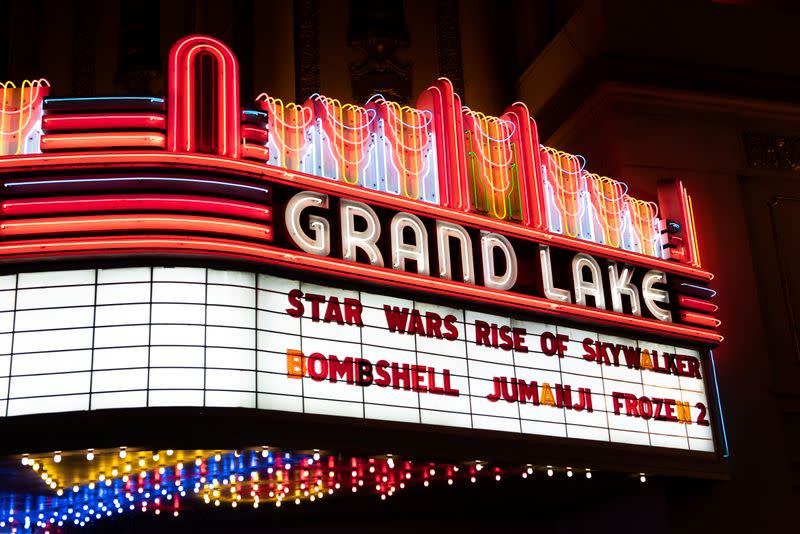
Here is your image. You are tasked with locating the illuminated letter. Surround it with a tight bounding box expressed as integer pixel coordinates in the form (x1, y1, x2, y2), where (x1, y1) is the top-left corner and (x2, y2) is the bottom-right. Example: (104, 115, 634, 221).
(436, 221, 474, 284)
(607, 261, 641, 316)
(285, 191, 330, 256)
(340, 199, 384, 266)
(390, 212, 429, 276)
(538, 245, 570, 303)
(480, 231, 517, 290)
(572, 253, 606, 309)
(642, 270, 672, 322)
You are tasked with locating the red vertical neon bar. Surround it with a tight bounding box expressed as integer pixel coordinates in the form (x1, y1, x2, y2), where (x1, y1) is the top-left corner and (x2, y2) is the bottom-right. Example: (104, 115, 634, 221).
(167, 35, 241, 158)
(502, 103, 547, 230)
(416, 78, 468, 211)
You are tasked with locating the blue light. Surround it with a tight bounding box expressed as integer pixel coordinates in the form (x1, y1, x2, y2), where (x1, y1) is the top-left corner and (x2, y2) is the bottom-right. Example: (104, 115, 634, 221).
(708, 350, 730, 458)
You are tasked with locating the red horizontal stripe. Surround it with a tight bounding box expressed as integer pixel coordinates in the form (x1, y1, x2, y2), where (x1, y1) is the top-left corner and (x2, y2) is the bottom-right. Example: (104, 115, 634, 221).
(0, 234, 722, 345)
(679, 311, 721, 328)
(677, 295, 718, 314)
(241, 144, 269, 161)
(2, 194, 271, 221)
(242, 125, 269, 144)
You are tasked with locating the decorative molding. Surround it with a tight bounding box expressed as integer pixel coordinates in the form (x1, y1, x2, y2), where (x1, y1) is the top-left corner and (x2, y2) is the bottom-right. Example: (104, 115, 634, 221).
(294, 0, 320, 102)
(348, 0, 411, 103)
(435, 0, 464, 98)
(232, 0, 255, 103)
(743, 132, 800, 171)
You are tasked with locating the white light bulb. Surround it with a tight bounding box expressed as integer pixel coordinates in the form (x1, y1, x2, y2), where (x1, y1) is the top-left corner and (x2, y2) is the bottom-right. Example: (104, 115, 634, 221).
(119, 448, 127, 459)
(86, 450, 94, 461)
(639, 473, 646, 483)
(53, 453, 62, 464)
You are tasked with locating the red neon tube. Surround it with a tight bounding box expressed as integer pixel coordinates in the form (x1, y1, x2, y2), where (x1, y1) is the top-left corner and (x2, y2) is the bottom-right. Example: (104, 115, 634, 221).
(242, 125, 269, 144)
(677, 295, 718, 314)
(40, 133, 167, 151)
(241, 144, 269, 161)
(0, 152, 714, 282)
(679, 311, 722, 329)
(42, 113, 167, 132)
(0, 214, 272, 241)
(1, 194, 272, 221)
(0, 234, 722, 345)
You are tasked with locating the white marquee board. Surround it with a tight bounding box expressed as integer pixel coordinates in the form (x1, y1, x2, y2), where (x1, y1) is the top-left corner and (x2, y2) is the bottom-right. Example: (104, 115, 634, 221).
(0, 267, 714, 452)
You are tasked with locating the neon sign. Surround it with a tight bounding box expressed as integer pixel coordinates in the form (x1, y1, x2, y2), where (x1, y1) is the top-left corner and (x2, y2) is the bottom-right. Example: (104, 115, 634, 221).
(0, 34, 719, 344)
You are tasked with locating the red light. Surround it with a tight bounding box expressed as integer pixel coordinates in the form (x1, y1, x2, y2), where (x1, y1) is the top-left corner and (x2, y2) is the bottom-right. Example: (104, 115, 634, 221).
(1, 194, 271, 221)
(0, 234, 722, 344)
(677, 295, 718, 314)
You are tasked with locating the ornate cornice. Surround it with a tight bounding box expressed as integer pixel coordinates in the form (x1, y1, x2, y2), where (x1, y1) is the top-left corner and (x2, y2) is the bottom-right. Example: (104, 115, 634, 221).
(294, 0, 320, 101)
(743, 132, 800, 171)
(435, 0, 464, 98)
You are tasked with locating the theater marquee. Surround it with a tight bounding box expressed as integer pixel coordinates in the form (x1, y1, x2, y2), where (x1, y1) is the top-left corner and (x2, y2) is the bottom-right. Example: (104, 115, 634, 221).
(0, 35, 725, 457)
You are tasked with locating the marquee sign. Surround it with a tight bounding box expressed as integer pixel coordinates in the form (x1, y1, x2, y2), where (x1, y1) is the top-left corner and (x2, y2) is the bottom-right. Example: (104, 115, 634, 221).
(0, 35, 725, 457)
(0, 266, 714, 453)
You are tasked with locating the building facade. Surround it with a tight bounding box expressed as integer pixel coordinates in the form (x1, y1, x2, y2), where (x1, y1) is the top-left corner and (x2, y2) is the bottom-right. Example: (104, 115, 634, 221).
(0, 1, 795, 532)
